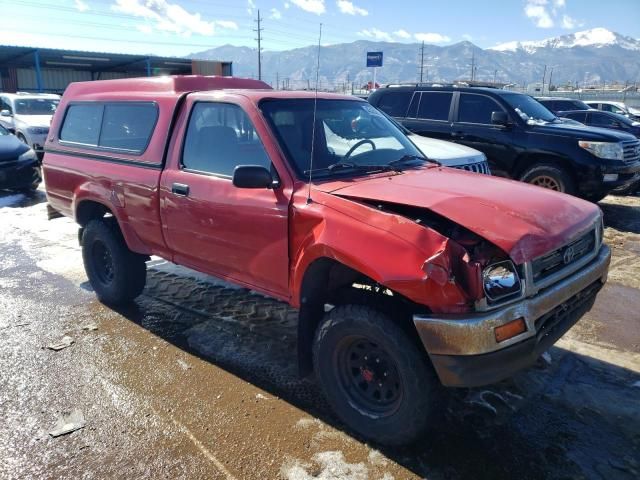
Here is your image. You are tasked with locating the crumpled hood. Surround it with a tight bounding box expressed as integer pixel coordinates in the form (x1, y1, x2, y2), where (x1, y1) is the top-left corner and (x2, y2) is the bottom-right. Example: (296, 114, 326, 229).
(315, 167, 600, 264)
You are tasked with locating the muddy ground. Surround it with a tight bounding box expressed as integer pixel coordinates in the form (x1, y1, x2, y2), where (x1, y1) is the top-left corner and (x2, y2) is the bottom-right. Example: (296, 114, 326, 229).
(0, 189, 638, 480)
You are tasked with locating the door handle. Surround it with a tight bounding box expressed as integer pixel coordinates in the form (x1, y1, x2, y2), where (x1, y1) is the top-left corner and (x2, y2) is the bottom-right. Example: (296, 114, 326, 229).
(171, 183, 190, 196)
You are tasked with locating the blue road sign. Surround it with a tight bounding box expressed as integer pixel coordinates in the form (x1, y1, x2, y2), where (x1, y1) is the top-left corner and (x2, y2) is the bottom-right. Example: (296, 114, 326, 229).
(366, 51, 383, 68)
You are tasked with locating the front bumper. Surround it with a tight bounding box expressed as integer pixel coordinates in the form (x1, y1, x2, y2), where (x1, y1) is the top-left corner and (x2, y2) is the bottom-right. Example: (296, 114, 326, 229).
(413, 244, 611, 387)
(0, 160, 42, 190)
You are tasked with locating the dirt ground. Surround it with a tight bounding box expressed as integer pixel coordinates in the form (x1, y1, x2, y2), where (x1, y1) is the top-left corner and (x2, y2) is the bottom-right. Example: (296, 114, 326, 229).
(0, 189, 639, 480)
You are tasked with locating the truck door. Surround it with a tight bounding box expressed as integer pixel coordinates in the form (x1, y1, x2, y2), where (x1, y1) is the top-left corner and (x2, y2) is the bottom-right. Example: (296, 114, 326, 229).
(160, 100, 290, 299)
(451, 92, 519, 176)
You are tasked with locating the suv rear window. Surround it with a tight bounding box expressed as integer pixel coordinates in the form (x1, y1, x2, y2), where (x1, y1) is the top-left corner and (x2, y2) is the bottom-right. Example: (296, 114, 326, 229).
(375, 91, 411, 117)
(416, 92, 452, 121)
(59, 102, 157, 154)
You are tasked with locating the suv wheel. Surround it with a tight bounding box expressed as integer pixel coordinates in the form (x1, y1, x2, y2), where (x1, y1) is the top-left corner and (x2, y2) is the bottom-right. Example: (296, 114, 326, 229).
(520, 164, 576, 195)
(313, 304, 442, 446)
(82, 219, 147, 305)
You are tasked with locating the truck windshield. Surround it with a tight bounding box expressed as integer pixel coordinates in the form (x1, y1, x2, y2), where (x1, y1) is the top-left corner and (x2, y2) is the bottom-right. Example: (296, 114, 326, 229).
(503, 94, 557, 125)
(14, 98, 59, 115)
(260, 99, 425, 179)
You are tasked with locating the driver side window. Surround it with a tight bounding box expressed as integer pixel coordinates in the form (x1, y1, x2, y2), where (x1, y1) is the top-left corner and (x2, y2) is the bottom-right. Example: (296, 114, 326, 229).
(182, 102, 271, 177)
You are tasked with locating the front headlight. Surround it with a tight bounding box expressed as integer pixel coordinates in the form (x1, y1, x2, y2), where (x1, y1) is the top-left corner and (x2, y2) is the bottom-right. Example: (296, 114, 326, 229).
(27, 127, 48, 135)
(482, 261, 522, 302)
(578, 141, 624, 160)
(18, 149, 37, 162)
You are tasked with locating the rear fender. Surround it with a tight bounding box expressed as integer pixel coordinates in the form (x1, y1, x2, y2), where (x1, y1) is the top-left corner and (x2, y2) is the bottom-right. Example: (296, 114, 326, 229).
(73, 184, 151, 255)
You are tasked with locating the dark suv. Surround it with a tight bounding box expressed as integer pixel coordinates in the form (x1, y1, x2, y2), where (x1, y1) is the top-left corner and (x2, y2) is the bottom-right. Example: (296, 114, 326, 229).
(535, 97, 592, 114)
(368, 85, 640, 201)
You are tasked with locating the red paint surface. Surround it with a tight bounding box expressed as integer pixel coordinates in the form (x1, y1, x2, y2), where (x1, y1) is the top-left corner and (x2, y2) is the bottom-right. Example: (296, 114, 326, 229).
(44, 76, 600, 315)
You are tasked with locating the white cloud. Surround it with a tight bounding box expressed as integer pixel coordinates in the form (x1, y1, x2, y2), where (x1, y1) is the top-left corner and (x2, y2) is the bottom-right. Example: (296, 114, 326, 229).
(270, 8, 282, 19)
(136, 23, 153, 34)
(74, 0, 89, 12)
(414, 32, 451, 43)
(215, 20, 238, 30)
(336, 0, 367, 16)
(112, 0, 236, 37)
(462, 33, 473, 41)
(247, 0, 255, 15)
(525, 3, 554, 28)
(290, 0, 325, 15)
(525, 0, 579, 29)
(284, 2, 290, 8)
(357, 28, 393, 42)
(393, 29, 411, 39)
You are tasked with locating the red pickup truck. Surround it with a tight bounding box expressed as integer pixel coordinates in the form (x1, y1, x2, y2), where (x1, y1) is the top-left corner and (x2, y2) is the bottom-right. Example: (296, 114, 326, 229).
(44, 76, 611, 445)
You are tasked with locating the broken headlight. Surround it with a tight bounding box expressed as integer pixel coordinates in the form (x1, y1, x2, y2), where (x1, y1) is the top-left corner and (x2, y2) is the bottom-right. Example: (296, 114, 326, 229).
(482, 261, 522, 302)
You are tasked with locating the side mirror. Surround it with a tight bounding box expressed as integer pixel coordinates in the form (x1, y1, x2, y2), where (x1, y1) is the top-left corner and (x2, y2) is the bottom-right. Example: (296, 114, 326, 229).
(0, 110, 12, 117)
(232, 165, 273, 189)
(491, 111, 509, 126)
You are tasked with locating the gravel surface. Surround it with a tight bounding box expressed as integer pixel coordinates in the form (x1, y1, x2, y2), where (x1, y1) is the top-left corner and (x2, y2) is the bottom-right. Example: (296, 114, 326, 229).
(1, 189, 638, 480)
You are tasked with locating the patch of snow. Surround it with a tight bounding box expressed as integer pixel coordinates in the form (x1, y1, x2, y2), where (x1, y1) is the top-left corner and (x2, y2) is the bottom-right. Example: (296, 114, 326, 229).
(489, 28, 640, 53)
(280, 451, 368, 480)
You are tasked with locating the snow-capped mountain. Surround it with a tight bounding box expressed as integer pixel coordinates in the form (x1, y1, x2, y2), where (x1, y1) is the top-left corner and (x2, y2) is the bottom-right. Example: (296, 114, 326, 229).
(490, 28, 640, 53)
(191, 28, 640, 86)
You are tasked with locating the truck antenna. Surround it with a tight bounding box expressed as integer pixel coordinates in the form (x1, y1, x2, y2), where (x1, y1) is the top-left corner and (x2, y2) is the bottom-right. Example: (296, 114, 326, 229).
(307, 23, 322, 204)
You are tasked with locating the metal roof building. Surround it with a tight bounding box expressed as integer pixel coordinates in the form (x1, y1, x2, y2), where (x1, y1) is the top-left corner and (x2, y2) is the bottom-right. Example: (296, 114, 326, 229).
(0, 45, 232, 94)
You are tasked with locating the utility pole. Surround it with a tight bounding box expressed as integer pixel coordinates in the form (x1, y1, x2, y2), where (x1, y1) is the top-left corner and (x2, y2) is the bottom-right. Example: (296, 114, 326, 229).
(253, 9, 263, 81)
(419, 41, 425, 83)
(548, 67, 554, 93)
(541, 64, 547, 95)
(470, 50, 475, 81)
(276, 72, 279, 90)
(493, 69, 497, 84)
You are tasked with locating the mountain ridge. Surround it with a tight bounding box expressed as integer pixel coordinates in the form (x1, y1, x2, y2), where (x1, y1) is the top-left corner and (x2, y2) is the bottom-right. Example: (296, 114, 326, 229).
(190, 28, 640, 88)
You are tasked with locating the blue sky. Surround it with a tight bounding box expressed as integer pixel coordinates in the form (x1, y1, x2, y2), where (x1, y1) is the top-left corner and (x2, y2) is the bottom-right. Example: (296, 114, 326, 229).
(2, 0, 639, 56)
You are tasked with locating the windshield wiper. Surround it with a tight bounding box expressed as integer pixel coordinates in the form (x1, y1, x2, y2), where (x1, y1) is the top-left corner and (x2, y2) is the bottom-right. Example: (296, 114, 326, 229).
(304, 162, 397, 175)
(388, 154, 440, 168)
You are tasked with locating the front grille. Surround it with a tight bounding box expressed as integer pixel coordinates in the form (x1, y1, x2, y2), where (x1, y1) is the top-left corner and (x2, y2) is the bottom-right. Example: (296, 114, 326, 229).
(622, 140, 640, 163)
(534, 281, 601, 346)
(531, 230, 595, 283)
(452, 160, 490, 175)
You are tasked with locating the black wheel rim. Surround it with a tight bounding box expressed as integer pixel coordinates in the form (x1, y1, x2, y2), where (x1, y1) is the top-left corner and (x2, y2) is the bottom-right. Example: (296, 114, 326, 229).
(334, 336, 403, 418)
(92, 240, 114, 284)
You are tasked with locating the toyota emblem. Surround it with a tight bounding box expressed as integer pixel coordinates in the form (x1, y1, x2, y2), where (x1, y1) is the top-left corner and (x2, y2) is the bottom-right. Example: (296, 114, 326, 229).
(563, 246, 576, 265)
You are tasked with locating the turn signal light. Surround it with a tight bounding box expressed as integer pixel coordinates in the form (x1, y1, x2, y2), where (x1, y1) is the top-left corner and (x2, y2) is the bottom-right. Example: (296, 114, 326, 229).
(494, 318, 527, 343)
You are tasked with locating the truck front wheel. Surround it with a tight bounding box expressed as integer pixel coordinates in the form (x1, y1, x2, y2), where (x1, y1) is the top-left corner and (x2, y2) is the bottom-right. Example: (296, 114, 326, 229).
(313, 305, 442, 446)
(81, 219, 146, 305)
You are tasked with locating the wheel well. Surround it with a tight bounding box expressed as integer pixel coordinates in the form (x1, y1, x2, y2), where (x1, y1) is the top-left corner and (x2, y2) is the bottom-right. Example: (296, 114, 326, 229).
(297, 257, 423, 377)
(76, 200, 113, 227)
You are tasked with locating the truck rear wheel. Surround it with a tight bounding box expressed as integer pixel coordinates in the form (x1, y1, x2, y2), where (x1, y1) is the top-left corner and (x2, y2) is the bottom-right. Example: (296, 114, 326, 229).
(520, 164, 576, 195)
(313, 304, 442, 446)
(82, 219, 146, 305)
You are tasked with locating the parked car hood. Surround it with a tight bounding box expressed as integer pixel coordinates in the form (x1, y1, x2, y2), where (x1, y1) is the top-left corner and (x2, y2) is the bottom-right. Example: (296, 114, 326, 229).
(14, 114, 53, 128)
(408, 135, 485, 165)
(0, 134, 30, 161)
(315, 167, 599, 264)
(532, 122, 637, 141)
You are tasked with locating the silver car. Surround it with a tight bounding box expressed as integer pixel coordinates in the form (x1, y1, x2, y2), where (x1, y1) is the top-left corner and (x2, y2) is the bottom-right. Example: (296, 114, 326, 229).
(0, 93, 60, 157)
